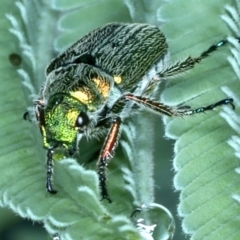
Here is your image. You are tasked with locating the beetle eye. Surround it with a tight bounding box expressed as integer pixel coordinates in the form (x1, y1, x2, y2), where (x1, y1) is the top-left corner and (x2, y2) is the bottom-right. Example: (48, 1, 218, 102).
(75, 111, 89, 128)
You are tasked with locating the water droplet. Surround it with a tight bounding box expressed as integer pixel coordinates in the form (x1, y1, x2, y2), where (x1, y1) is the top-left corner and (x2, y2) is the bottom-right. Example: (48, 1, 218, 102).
(52, 233, 60, 240)
(131, 203, 175, 240)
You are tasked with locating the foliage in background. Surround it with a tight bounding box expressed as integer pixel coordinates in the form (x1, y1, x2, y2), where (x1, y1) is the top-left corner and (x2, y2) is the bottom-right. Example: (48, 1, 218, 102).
(0, 0, 173, 239)
(160, 0, 240, 239)
(0, 0, 239, 239)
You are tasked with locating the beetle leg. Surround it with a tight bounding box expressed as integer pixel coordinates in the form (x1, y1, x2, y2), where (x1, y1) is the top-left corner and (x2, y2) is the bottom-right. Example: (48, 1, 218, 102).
(176, 98, 235, 115)
(97, 117, 122, 203)
(145, 39, 232, 93)
(46, 147, 57, 194)
(125, 94, 234, 117)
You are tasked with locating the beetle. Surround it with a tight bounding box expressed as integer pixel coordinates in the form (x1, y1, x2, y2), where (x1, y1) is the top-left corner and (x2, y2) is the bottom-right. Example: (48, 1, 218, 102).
(25, 23, 234, 203)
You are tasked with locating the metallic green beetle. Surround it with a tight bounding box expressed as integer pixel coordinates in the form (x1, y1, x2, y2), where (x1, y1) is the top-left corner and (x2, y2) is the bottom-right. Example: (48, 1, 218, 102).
(29, 23, 234, 202)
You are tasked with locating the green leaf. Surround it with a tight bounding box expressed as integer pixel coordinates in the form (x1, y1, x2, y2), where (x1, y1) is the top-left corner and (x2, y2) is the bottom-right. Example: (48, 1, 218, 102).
(1, 0, 175, 240)
(160, 0, 240, 239)
(5, 0, 239, 239)
(52, 0, 132, 51)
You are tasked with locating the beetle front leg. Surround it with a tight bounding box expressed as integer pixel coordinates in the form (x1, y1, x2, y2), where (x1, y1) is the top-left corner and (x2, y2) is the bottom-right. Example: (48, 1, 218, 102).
(97, 117, 122, 203)
(46, 147, 57, 194)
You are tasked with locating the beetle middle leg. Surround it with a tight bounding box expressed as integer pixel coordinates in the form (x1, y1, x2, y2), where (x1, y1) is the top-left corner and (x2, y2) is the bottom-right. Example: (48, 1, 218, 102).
(124, 94, 234, 117)
(97, 117, 122, 203)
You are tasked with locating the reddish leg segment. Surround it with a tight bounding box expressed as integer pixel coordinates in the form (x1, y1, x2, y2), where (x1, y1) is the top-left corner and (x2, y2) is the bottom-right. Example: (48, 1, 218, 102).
(97, 117, 121, 203)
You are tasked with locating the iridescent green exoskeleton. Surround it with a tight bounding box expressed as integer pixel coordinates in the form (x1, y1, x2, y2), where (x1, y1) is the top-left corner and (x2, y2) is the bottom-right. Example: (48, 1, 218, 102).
(27, 23, 234, 202)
